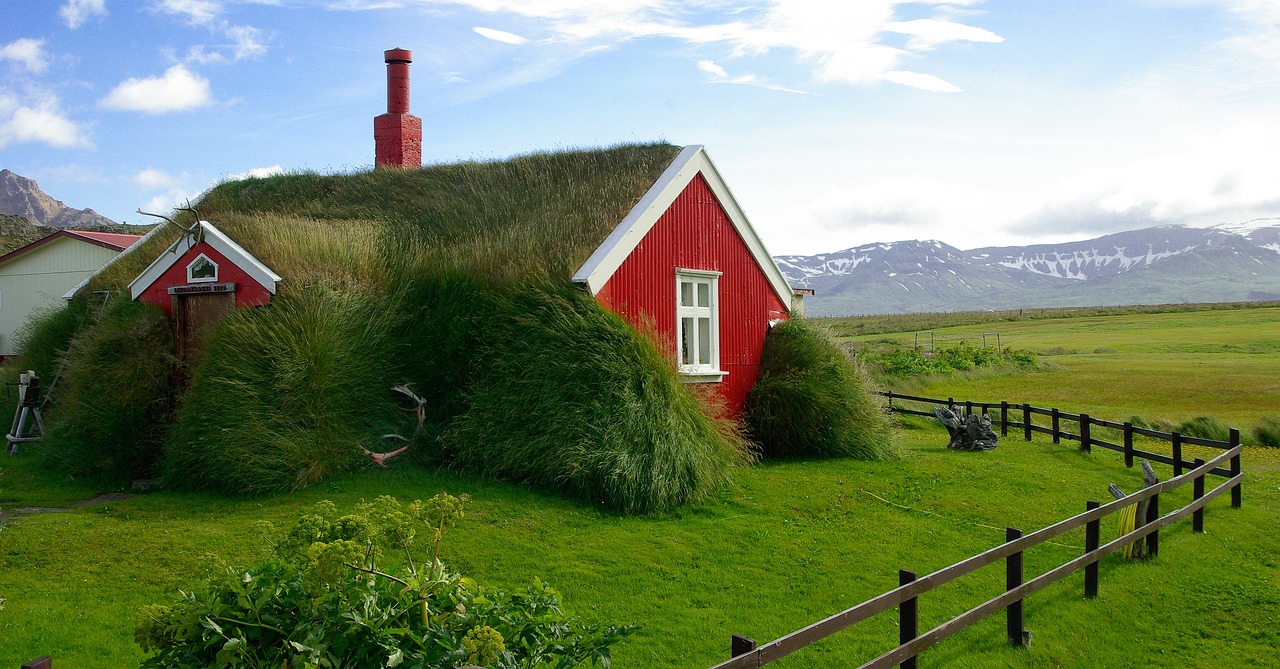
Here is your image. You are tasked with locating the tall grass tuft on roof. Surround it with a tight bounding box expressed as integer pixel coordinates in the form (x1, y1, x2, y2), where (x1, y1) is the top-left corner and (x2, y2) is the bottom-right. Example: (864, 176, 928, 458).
(442, 283, 753, 514)
(746, 318, 897, 460)
(42, 297, 175, 482)
(164, 289, 403, 494)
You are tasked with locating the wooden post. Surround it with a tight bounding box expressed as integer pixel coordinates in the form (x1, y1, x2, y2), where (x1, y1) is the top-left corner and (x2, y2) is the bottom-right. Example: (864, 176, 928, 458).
(1051, 408, 1060, 444)
(1172, 432, 1183, 477)
(1085, 501, 1100, 599)
(1023, 403, 1032, 441)
(899, 569, 919, 669)
(1193, 458, 1205, 534)
(1079, 414, 1091, 453)
(1000, 401, 1009, 437)
(1145, 492, 1159, 558)
(731, 635, 756, 658)
(965, 400, 972, 417)
(1006, 527, 1025, 647)
(22, 659, 52, 669)
(1123, 423, 1134, 468)
(1230, 428, 1242, 509)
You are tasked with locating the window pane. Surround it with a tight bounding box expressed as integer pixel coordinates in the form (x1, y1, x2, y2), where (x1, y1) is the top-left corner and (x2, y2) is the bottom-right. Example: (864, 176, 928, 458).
(680, 281, 694, 307)
(681, 317, 694, 365)
(698, 317, 711, 364)
(697, 282, 709, 308)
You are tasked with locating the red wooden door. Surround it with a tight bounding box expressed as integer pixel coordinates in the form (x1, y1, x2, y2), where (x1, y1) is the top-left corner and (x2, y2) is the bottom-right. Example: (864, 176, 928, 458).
(173, 291, 236, 382)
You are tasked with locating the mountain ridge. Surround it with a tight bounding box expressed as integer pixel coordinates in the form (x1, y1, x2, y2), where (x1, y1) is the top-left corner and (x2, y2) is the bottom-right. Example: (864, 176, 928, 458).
(0, 169, 117, 229)
(777, 223, 1280, 316)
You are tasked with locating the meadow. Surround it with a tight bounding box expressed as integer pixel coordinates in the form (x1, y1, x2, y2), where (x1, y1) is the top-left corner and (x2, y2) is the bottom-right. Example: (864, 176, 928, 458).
(2, 305, 1278, 668)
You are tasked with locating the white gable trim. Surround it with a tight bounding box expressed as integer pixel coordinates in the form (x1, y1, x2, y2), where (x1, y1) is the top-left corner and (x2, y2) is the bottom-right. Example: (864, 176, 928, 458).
(128, 220, 281, 300)
(572, 145, 793, 310)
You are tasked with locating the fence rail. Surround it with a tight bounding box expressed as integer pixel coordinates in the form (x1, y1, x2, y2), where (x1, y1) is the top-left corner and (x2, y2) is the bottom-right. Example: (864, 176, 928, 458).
(710, 395, 1244, 669)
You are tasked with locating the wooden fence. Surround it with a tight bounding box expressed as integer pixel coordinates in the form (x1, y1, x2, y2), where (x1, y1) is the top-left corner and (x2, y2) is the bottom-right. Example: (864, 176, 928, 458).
(882, 391, 1242, 486)
(709, 395, 1244, 669)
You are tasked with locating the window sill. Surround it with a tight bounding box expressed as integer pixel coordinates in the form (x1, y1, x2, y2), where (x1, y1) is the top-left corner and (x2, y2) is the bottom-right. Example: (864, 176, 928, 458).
(678, 369, 727, 384)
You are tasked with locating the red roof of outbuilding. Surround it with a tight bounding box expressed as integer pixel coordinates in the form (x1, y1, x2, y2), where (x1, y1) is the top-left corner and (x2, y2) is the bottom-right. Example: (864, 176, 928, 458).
(67, 230, 144, 249)
(0, 229, 143, 265)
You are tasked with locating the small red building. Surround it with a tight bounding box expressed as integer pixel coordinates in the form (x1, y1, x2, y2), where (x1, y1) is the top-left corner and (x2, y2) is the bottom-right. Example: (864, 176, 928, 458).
(128, 221, 280, 364)
(573, 145, 794, 415)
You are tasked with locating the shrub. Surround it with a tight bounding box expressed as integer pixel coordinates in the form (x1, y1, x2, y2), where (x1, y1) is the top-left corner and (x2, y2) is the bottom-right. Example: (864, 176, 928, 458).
(1252, 415, 1280, 448)
(164, 289, 404, 494)
(1175, 415, 1233, 442)
(43, 297, 174, 482)
(859, 342, 1038, 380)
(747, 319, 897, 460)
(442, 283, 752, 514)
(135, 494, 635, 668)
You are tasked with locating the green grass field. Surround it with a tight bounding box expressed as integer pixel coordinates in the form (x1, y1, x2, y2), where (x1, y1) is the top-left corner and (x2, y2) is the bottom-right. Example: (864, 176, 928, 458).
(2, 305, 1278, 668)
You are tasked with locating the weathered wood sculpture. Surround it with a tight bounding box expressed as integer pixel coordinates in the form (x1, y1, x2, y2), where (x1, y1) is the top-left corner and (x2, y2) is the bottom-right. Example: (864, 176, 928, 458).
(1108, 460, 1159, 560)
(934, 404, 999, 451)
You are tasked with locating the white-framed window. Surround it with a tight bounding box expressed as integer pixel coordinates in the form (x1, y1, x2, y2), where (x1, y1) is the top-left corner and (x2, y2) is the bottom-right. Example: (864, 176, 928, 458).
(186, 253, 219, 283)
(676, 269, 723, 381)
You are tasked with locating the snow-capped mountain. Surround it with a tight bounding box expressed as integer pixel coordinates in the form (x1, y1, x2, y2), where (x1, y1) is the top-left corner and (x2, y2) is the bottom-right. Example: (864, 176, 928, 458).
(777, 224, 1280, 316)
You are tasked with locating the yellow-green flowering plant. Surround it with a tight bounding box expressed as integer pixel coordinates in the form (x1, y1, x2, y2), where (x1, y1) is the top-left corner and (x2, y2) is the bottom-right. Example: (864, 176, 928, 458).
(135, 493, 635, 668)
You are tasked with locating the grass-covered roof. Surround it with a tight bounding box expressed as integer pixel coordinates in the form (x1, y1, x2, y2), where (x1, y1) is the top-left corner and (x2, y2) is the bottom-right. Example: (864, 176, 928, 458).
(93, 142, 683, 294)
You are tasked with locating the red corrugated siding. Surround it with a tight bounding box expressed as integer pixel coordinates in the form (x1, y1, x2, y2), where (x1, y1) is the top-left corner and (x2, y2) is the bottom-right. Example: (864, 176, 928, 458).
(596, 174, 788, 417)
(137, 241, 273, 317)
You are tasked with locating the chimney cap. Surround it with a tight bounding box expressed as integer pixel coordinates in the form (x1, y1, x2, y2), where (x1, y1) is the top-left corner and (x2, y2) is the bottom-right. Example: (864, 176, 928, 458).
(384, 48, 412, 64)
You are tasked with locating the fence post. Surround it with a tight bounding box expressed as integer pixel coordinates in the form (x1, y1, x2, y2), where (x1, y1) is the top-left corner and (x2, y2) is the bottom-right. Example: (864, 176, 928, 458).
(1123, 423, 1134, 468)
(1023, 404, 1032, 441)
(900, 570, 919, 669)
(965, 400, 972, 417)
(1145, 491, 1159, 558)
(1079, 414, 1091, 453)
(1006, 527, 1025, 647)
(1051, 408, 1060, 444)
(731, 635, 756, 659)
(1000, 401, 1009, 437)
(1193, 458, 1206, 534)
(1085, 500, 1100, 599)
(1230, 428, 1242, 509)
(1172, 432, 1183, 477)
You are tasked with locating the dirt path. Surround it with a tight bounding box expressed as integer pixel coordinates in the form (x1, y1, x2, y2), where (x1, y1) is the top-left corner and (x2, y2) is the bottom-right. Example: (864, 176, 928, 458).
(0, 492, 135, 524)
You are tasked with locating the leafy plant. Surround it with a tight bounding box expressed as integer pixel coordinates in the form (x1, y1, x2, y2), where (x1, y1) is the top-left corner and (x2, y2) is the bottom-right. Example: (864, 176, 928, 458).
(135, 493, 635, 668)
(858, 341, 1038, 380)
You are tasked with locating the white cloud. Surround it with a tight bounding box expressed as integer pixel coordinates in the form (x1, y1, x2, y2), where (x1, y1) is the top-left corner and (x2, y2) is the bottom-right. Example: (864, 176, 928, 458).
(134, 168, 180, 189)
(697, 59, 729, 79)
(697, 58, 809, 93)
(99, 64, 214, 113)
(0, 94, 93, 149)
(226, 24, 268, 60)
(884, 18, 1005, 51)
(228, 165, 284, 179)
(327, 0, 1002, 92)
(60, 0, 108, 29)
(474, 26, 529, 44)
(157, 0, 221, 25)
(879, 70, 962, 92)
(141, 190, 199, 216)
(0, 38, 47, 74)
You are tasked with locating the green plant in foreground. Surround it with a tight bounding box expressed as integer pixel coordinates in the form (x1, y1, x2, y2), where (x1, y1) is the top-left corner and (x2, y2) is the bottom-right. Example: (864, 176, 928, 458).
(1175, 415, 1233, 442)
(135, 493, 635, 668)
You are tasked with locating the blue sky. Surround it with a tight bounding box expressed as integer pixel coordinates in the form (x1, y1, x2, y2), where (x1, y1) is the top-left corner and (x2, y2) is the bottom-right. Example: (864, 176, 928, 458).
(3, 1, 1279, 255)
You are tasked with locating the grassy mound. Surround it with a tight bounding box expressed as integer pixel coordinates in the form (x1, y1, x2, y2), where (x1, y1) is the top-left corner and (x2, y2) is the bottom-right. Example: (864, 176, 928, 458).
(1253, 415, 1280, 448)
(746, 319, 897, 460)
(42, 298, 175, 482)
(443, 283, 752, 514)
(164, 289, 404, 494)
(14, 143, 888, 512)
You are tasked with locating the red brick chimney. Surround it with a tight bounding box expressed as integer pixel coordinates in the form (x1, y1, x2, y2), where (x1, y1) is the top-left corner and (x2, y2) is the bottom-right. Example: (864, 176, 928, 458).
(374, 48, 422, 169)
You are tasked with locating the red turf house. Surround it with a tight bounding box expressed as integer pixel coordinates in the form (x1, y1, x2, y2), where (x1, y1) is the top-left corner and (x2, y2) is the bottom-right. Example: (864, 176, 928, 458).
(572, 145, 796, 416)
